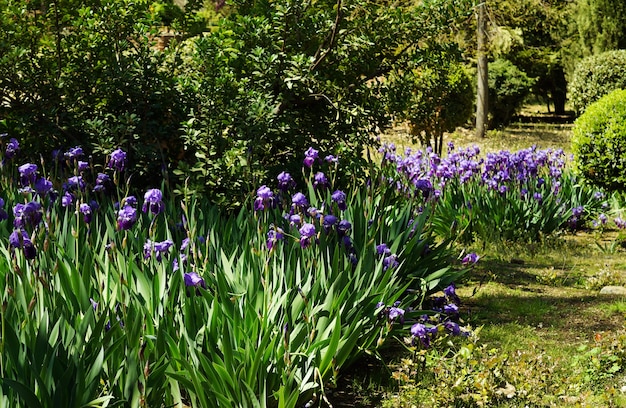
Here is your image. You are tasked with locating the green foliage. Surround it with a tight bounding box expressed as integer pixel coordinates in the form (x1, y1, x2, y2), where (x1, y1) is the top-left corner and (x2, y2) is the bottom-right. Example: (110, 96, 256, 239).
(487, 0, 570, 114)
(0, 0, 198, 187)
(391, 56, 474, 155)
(568, 0, 626, 59)
(572, 89, 626, 192)
(568, 50, 626, 115)
(487, 58, 535, 128)
(174, 0, 473, 204)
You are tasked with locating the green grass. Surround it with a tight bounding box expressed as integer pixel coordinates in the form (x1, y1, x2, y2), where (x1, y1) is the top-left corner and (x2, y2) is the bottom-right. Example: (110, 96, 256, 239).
(363, 233, 626, 408)
(381, 118, 573, 158)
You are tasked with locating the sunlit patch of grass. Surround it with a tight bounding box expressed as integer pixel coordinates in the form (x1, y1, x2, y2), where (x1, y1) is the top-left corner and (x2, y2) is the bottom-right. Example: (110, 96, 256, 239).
(375, 232, 626, 407)
(380, 120, 573, 159)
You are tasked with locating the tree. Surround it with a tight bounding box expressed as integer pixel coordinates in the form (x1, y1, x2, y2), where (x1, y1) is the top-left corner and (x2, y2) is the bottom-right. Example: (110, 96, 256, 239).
(391, 56, 474, 155)
(0, 0, 199, 185)
(487, 0, 571, 115)
(568, 0, 626, 59)
(177, 0, 474, 203)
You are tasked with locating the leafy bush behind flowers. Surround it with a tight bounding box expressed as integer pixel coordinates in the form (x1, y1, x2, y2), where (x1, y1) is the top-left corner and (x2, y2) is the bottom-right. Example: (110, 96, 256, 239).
(379, 142, 607, 244)
(0, 136, 470, 407)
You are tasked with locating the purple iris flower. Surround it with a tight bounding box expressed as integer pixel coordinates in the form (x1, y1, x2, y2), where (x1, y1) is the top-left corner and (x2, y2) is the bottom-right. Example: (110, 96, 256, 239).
(388, 306, 405, 323)
(180, 237, 191, 251)
(18, 163, 38, 186)
(5, 138, 19, 159)
(411, 323, 430, 348)
(303, 147, 319, 168)
(461, 252, 480, 265)
(267, 225, 285, 250)
(414, 179, 432, 195)
(313, 172, 328, 188)
(66, 176, 86, 191)
(93, 173, 111, 193)
(342, 235, 354, 251)
(444, 303, 459, 315)
(383, 254, 399, 270)
(324, 155, 338, 163)
(108, 148, 127, 172)
(65, 146, 84, 160)
(61, 192, 74, 207)
(277, 172, 296, 192)
(322, 214, 338, 233)
(254, 185, 274, 211)
(142, 189, 164, 215)
(173, 253, 188, 271)
(444, 320, 461, 336)
(77, 161, 89, 172)
(9, 229, 36, 259)
(299, 223, 316, 248)
(13, 201, 42, 228)
(289, 214, 302, 226)
(184, 272, 206, 289)
(615, 217, 626, 229)
(154, 239, 174, 262)
(572, 206, 584, 217)
(0, 198, 7, 222)
(79, 203, 92, 223)
(123, 196, 138, 208)
(337, 219, 351, 236)
(292, 192, 309, 208)
(117, 205, 137, 230)
(34, 178, 53, 196)
(376, 243, 391, 256)
(331, 190, 347, 211)
(144, 240, 154, 260)
(444, 283, 461, 305)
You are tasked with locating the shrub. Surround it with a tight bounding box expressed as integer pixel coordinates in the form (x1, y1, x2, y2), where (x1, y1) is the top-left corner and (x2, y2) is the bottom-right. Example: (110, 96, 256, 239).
(572, 89, 626, 192)
(568, 50, 626, 115)
(487, 58, 535, 128)
(0, 0, 197, 187)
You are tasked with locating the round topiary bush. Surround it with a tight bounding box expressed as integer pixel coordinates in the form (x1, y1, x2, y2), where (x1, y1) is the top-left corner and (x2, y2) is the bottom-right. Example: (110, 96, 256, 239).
(568, 49, 626, 115)
(572, 88, 626, 191)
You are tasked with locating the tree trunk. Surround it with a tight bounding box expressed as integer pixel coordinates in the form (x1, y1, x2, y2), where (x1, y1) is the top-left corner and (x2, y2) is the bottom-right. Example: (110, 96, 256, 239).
(476, 2, 488, 138)
(551, 66, 567, 115)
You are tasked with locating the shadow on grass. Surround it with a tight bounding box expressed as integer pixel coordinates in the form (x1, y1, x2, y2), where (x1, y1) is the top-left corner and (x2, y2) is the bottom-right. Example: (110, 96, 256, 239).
(466, 256, 587, 289)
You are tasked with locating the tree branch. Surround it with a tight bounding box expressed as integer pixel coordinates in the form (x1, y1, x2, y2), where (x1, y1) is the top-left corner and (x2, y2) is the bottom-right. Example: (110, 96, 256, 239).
(310, 0, 343, 71)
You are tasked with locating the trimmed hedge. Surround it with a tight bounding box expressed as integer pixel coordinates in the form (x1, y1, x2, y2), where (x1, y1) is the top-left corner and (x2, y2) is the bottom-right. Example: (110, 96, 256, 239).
(572, 88, 626, 191)
(568, 49, 626, 115)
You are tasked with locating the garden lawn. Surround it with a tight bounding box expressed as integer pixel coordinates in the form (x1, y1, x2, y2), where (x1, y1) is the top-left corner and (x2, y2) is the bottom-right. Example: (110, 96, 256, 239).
(327, 233, 626, 407)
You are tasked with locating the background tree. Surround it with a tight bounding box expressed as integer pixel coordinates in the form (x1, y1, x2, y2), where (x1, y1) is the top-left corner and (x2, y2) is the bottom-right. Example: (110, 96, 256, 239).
(567, 0, 626, 60)
(389, 53, 474, 155)
(0, 0, 200, 185)
(487, 0, 570, 115)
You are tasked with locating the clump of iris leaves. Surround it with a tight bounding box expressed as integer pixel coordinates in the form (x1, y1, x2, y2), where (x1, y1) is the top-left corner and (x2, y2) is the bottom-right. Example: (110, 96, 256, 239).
(0, 135, 607, 407)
